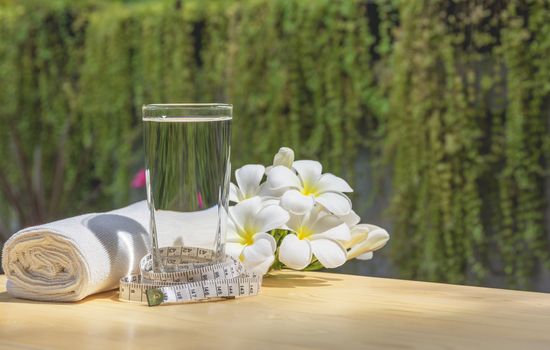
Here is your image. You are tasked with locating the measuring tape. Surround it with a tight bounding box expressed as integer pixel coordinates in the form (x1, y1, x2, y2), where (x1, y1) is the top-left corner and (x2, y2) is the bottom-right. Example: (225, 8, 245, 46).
(119, 246, 262, 306)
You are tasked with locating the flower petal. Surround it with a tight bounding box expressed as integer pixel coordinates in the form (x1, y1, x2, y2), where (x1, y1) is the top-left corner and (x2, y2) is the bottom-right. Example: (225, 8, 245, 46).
(242, 253, 275, 275)
(235, 164, 265, 198)
(228, 197, 262, 232)
(241, 234, 277, 274)
(343, 226, 367, 249)
(316, 173, 353, 193)
(261, 197, 281, 207)
(310, 239, 347, 268)
(339, 210, 361, 227)
(226, 218, 243, 242)
(280, 189, 315, 215)
(360, 224, 390, 251)
(347, 224, 390, 260)
(315, 192, 352, 216)
(356, 251, 373, 260)
(225, 242, 244, 259)
(267, 166, 302, 190)
(292, 160, 322, 187)
(252, 232, 277, 252)
(253, 205, 289, 233)
(258, 182, 286, 198)
(244, 237, 275, 260)
(310, 215, 350, 242)
(278, 234, 312, 270)
(229, 182, 241, 203)
(284, 212, 305, 233)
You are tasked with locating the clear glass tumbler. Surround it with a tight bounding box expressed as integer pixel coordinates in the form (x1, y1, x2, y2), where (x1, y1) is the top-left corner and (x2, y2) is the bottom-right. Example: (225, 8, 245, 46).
(142, 104, 232, 272)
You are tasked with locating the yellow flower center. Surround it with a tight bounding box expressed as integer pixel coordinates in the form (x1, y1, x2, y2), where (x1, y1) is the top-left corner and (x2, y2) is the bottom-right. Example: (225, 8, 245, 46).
(301, 181, 318, 196)
(297, 226, 313, 240)
(240, 225, 256, 246)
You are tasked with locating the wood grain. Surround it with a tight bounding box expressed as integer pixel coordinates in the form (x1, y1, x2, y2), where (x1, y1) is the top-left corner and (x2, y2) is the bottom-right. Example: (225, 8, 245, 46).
(1, 272, 550, 349)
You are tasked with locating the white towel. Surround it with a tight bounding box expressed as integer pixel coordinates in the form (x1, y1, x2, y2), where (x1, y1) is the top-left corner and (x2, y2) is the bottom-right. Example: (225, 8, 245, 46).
(1, 201, 150, 301)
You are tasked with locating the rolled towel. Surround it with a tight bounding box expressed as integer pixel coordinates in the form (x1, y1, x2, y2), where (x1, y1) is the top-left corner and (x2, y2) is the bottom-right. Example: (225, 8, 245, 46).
(1, 201, 150, 301)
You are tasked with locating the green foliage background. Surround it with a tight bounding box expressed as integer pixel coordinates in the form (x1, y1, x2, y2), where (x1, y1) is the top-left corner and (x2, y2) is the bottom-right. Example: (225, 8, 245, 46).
(0, 0, 549, 290)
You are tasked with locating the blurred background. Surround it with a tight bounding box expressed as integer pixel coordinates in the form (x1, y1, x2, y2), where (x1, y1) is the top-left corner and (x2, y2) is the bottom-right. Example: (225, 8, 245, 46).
(1, 0, 549, 292)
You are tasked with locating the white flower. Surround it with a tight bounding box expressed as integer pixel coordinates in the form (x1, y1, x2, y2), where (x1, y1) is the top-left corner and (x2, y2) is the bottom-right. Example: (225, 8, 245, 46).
(229, 164, 277, 203)
(345, 224, 389, 260)
(278, 207, 351, 270)
(226, 197, 289, 274)
(267, 160, 353, 216)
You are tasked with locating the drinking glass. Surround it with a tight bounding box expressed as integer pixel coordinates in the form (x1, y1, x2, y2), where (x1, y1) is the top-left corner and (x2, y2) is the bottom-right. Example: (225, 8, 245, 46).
(142, 104, 232, 272)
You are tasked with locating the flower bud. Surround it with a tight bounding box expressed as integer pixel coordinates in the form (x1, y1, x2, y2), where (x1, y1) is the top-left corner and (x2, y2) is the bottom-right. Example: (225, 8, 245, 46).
(346, 224, 390, 260)
(273, 147, 295, 168)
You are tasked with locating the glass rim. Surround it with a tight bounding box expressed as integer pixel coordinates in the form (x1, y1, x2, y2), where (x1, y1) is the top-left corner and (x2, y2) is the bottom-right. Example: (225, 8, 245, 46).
(142, 103, 232, 121)
(143, 103, 232, 110)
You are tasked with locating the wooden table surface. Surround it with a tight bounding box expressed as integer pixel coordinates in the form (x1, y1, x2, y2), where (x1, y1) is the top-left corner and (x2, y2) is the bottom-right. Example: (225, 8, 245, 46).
(1, 271, 550, 350)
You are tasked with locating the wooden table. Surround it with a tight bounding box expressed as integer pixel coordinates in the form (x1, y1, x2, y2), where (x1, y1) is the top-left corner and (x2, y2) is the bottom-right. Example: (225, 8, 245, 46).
(1, 272, 550, 349)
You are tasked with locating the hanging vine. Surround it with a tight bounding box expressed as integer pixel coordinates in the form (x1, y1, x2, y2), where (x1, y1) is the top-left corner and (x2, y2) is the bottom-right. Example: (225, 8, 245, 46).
(0, 0, 548, 289)
(385, 0, 550, 289)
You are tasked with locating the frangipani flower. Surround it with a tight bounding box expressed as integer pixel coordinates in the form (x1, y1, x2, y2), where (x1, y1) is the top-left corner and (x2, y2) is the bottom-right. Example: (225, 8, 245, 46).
(345, 224, 389, 260)
(229, 164, 282, 204)
(229, 164, 266, 202)
(225, 147, 389, 273)
(267, 160, 353, 216)
(226, 197, 289, 274)
(278, 208, 351, 270)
